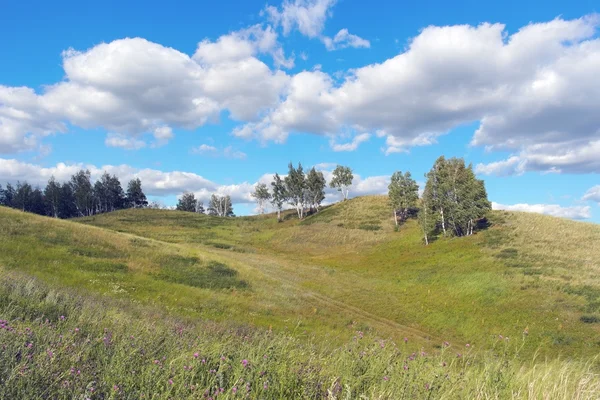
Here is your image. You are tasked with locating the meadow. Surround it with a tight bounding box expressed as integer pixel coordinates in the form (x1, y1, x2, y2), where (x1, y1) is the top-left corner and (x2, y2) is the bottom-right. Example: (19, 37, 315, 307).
(1, 196, 600, 398)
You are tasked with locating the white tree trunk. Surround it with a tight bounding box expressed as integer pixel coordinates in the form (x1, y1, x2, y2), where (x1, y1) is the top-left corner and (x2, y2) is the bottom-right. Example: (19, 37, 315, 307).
(440, 208, 446, 236)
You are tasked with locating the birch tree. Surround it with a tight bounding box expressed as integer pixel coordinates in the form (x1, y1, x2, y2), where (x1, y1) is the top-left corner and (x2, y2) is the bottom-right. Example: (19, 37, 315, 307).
(251, 183, 271, 214)
(329, 165, 353, 201)
(208, 194, 234, 217)
(284, 162, 307, 219)
(306, 167, 326, 212)
(44, 176, 61, 218)
(388, 171, 419, 226)
(270, 173, 287, 222)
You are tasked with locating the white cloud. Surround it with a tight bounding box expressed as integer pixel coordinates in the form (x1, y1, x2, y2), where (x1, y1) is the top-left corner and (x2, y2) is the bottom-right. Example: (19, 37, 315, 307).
(265, 0, 336, 38)
(475, 156, 524, 176)
(234, 15, 600, 174)
(582, 185, 600, 203)
(330, 132, 370, 151)
(492, 201, 591, 220)
(265, 0, 368, 52)
(323, 28, 370, 50)
(191, 145, 246, 159)
(223, 146, 247, 160)
(192, 144, 218, 154)
(1, 33, 290, 155)
(105, 133, 147, 150)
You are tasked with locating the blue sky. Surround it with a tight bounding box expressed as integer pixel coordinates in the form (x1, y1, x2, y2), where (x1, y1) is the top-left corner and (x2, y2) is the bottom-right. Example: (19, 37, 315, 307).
(0, 0, 599, 219)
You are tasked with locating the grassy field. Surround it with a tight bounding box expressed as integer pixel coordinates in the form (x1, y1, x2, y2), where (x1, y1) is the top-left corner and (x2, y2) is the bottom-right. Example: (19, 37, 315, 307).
(1, 197, 600, 398)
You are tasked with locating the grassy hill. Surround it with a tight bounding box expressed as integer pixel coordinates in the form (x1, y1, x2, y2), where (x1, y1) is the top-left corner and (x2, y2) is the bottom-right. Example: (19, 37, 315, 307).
(1, 197, 600, 398)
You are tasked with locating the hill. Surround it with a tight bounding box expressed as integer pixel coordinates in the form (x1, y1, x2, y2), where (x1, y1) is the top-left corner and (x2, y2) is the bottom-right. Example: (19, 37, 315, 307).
(76, 196, 600, 356)
(1, 197, 600, 398)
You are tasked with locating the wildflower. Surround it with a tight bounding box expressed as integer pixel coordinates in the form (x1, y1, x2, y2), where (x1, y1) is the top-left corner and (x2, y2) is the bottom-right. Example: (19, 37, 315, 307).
(357, 331, 364, 339)
(383, 376, 389, 381)
(113, 385, 119, 391)
(168, 379, 173, 385)
(443, 341, 450, 347)
(403, 365, 408, 370)
(498, 335, 503, 340)
(241, 359, 249, 368)
(232, 387, 238, 394)
(75, 328, 79, 333)
(193, 352, 199, 358)
(47, 350, 54, 358)
(465, 343, 471, 348)
(263, 383, 268, 390)
(60, 316, 65, 321)
(221, 355, 226, 361)
(457, 353, 462, 358)
(425, 383, 431, 391)
(202, 359, 206, 364)
(404, 337, 408, 343)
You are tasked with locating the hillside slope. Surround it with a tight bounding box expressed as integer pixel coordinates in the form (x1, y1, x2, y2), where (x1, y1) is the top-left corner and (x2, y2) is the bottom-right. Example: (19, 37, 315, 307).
(75, 195, 600, 357)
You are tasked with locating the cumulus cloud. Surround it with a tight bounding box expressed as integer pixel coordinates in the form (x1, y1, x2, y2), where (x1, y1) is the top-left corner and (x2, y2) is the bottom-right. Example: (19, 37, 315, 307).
(192, 144, 218, 154)
(492, 201, 591, 220)
(105, 133, 147, 150)
(1, 32, 289, 154)
(234, 15, 600, 172)
(265, 0, 368, 51)
(330, 132, 370, 151)
(582, 185, 600, 203)
(322, 29, 370, 50)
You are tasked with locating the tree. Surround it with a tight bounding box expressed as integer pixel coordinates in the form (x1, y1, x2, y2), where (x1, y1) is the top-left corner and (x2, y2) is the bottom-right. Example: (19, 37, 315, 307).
(176, 192, 198, 212)
(70, 170, 95, 216)
(13, 182, 33, 212)
(2, 183, 15, 208)
(195, 201, 205, 214)
(388, 171, 419, 226)
(126, 178, 147, 208)
(306, 167, 326, 212)
(418, 195, 436, 246)
(44, 176, 62, 218)
(251, 183, 271, 214)
(330, 165, 353, 201)
(208, 194, 234, 217)
(422, 156, 491, 239)
(423, 156, 449, 236)
(270, 173, 287, 222)
(58, 183, 77, 218)
(284, 162, 306, 219)
(30, 187, 45, 215)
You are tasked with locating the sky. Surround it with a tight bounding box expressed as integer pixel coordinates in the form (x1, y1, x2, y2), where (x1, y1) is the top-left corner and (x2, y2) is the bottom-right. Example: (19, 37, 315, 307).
(0, 0, 599, 220)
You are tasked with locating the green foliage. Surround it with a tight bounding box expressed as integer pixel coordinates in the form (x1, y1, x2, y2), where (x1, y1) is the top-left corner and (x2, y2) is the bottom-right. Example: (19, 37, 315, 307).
(251, 183, 271, 214)
(284, 162, 306, 219)
(388, 171, 419, 226)
(329, 165, 353, 200)
(126, 177, 148, 208)
(306, 167, 326, 211)
(177, 192, 199, 212)
(208, 194, 234, 217)
(270, 173, 287, 222)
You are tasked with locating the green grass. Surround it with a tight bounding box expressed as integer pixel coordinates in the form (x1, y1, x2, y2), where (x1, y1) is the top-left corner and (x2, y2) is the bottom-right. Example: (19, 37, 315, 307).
(1, 272, 599, 399)
(2, 198, 600, 397)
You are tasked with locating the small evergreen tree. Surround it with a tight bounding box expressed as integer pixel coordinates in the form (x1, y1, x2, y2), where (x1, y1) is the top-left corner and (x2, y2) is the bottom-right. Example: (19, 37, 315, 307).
(3, 183, 15, 208)
(329, 165, 353, 201)
(58, 183, 77, 218)
(270, 173, 287, 222)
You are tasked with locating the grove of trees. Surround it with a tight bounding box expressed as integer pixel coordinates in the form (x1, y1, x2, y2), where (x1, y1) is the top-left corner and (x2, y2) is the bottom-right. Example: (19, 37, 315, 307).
(1, 156, 491, 246)
(388, 156, 491, 245)
(0, 170, 147, 219)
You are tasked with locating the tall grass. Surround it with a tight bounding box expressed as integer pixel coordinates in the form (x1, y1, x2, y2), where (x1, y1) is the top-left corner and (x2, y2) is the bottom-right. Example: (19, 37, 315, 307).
(1, 272, 598, 399)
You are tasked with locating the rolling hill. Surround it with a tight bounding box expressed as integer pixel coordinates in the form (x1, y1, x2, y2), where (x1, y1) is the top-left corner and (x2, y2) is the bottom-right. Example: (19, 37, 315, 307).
(1, 196, 600, 398)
